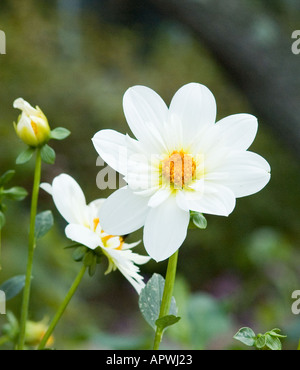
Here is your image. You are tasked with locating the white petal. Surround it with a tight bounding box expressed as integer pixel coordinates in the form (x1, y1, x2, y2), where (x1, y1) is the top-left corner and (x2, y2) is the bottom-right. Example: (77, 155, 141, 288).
(13, 98, 37, 115)
(177, 183, 236, 216)
(52, 174, 88, 225)
(65, 224, 102, 250)
(215, 113, 258, 150)
(148, 187, 171, 208)
(99, 187, 150, 236)
(169, 83, 216, 145)
(40, 182, 52, 195)
(126, 152, 155, 191)
(128, 253, 151, 265)
(88, 198, 106, 217)
(123, 85, 169, 153)
(210, 151, 271, 198)
(104, 248, 149, 293)
(143, 195, 190, 262)
(92, 129, 140, 176)
(86, 198, 106, 228)
(121, 240, 141, 250)
(17, 115, 37, 137)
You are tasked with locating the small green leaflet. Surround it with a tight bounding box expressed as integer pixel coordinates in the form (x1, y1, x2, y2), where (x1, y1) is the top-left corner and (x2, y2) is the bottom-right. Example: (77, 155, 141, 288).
(16, 147, 35, 165)
(139, 273, 179, 331)
(41, 144, 56, 164)
(50, 127, 71, 141)
(0, 275, 26, 301)
(35, 210, 54, 239)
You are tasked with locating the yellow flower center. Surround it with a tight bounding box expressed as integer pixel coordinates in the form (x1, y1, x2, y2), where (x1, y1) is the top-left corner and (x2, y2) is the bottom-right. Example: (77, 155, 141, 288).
(101, 234, 124, 250)
(93, 217, 100, 232)
(93, 218, 124, 250)
(161, 150, 197, 189)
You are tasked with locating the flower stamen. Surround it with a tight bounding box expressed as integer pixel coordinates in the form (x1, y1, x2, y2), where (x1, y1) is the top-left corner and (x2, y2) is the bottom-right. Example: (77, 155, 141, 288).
(161, 150, 196, 189)
(93, 217, 100, 232)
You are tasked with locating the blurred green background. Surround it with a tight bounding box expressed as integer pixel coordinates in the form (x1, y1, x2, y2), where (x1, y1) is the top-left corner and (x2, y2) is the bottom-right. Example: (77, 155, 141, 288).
(0, 0, 300, 350)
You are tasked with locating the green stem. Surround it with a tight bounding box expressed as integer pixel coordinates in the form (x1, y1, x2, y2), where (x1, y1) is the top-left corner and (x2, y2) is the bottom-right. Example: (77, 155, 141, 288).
(38, 265, 86, 350)
(153, 250, 178, 350)
(17, 148, 42, 350)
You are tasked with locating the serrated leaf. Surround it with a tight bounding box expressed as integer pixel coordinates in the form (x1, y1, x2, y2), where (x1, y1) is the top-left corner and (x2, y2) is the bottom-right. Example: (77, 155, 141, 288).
(50, 127, 71, 140)
(0, 211, 6, 229)
(0, 170, 15, 186)
(265, 334, 282, 350)
(233, 327, 256, 346)
(16, 147, 35, 165)
(138, 273, 178, 330)
(41, 144, 56, 164)
(35, 210, 54, 239)
(0, 275, 26, 300)
(3, 186, 28, 201)
(155, 315, 181, 331)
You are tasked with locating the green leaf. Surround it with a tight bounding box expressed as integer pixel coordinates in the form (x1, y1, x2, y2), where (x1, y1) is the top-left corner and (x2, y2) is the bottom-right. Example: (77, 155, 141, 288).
(265, 334, 282, 350)
(138, 273, 178, 330)
(50, 127, 71, 140)
(16, 147, 35, 165)
(190, 211, 207, 229)
(255, 334, 267, 348)
(0, 275, 26, 300)
(0, 170, 15, 186)
(233, 327, 256, 347)
(155, 315, 181, 331)
(41, 144, 56, 164)
(0, 211, 6, 229)
(35, 210, 54, 239)
(3, 186, 28, 201)
(268, 328, 287, 338)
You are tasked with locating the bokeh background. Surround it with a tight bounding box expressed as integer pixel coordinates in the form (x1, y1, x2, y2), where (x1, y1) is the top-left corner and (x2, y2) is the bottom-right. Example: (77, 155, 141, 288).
(0, 0, 300, 350)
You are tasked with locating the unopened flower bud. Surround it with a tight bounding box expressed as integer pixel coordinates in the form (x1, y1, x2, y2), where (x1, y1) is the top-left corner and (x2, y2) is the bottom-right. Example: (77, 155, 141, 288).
(13, 98, 50, 147)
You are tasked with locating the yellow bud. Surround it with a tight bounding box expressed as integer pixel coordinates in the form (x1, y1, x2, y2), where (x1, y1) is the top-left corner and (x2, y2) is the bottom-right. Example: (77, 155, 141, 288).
(25, 319, 54, 348)
(13, 98, 51, 147)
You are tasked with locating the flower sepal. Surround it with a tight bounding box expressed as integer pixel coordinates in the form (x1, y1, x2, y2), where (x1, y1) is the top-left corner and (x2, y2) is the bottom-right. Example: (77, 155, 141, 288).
(188, 211, 207, 230)
(69, 244, 104, 277)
